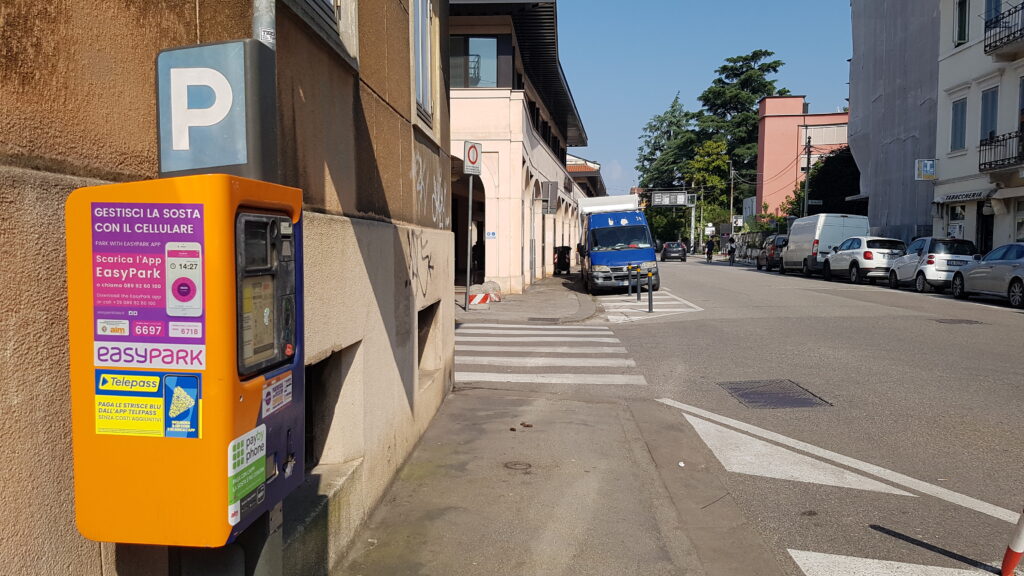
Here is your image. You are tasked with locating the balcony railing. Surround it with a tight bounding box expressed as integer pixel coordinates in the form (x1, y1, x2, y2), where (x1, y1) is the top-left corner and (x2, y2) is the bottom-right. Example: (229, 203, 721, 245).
(985, 3, 1024, 54)
(979, 130, 1024, 172)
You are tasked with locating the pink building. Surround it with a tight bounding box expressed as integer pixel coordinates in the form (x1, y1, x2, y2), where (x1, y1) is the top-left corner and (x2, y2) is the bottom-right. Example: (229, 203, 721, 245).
(757, 96, 849, 216)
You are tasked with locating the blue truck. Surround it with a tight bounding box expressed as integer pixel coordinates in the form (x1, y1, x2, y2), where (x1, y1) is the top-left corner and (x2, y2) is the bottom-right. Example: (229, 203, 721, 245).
(577, 196, 660, 294)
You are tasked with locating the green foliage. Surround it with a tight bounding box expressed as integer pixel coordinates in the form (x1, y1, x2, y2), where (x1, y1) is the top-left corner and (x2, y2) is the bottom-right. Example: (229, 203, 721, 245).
(636, 50, 789, 241)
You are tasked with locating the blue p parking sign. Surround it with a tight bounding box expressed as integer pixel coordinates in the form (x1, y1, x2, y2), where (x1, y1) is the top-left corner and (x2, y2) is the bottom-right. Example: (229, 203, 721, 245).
(157, 40, 278, 181)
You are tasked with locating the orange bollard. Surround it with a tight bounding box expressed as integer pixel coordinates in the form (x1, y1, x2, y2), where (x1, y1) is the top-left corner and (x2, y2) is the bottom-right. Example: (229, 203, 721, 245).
(1001, 510, 1024, 576)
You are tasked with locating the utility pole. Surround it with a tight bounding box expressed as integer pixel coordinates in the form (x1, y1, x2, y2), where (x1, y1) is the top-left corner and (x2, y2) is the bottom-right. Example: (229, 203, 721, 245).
(728, 159, 735, 235)
(802, 134, 812, 217)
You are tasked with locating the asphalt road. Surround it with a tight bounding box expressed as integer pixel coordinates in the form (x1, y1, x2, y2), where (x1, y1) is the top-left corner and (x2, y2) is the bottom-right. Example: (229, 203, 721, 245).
(612, 257, 1024, 575)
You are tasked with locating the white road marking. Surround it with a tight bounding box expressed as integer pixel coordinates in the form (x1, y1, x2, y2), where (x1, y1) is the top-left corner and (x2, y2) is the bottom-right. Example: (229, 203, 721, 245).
(788, 550, 988, 575)
(456, 356, 636, 368)
(598, 290, 705, 324)
(456, 372, 648, 385)
(456, 323, 610, 331)
(455, 336, 620, 343)
(685, 415, 912, 496)
(657, 398, 1020, 524)
(455, 345, 629, 354)
(455, 329, 614, 336)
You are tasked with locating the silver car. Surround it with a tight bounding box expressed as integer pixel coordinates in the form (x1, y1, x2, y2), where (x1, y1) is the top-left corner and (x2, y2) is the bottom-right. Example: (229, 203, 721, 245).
(951, 243, 1024, 307)
(823, 236, 906, 284)
(887, 237, 978, 293)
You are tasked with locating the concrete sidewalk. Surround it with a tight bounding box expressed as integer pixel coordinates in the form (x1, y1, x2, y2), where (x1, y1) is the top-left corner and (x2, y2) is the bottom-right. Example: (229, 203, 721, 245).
(335, 389, 705, 576)
(455, 273, 597, 324)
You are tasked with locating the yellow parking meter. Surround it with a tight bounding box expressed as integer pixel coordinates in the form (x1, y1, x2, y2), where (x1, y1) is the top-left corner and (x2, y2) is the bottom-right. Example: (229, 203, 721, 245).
(66, 174, 304, 547)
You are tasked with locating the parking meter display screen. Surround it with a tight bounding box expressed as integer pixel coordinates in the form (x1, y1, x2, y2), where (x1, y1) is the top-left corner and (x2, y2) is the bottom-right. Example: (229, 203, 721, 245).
(241, 275, 276, 369)
(244, 220, 270, 269)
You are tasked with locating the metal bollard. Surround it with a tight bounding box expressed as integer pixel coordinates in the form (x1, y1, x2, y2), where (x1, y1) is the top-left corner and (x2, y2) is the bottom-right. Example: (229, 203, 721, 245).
(627, 266, 632, 296)
(636, 267, 642, 301)
(647, 272, 653, 312)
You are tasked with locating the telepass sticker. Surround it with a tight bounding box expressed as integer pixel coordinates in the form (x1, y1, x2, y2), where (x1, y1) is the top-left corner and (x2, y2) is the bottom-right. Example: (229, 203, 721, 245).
(94, 370, 201, 438)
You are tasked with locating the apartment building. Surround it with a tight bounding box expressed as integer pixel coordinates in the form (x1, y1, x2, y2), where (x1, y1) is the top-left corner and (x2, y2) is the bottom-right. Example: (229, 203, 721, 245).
(756, 96, 849, 216)
(935, 0, 1024, 252)
(849, 0, 940, 242)
(1, 1, 452, 574)
(449, 0, 596, 295)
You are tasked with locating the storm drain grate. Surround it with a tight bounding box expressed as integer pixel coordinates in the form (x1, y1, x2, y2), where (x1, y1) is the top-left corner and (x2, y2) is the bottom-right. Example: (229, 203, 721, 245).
(718, 380, 831, 410)
(933, 318, 984, 325)
(527, 317, 560, 323)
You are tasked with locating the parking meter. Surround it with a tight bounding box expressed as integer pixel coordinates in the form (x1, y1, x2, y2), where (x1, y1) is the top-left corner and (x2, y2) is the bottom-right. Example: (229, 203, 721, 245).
(66, 174, 304, 547)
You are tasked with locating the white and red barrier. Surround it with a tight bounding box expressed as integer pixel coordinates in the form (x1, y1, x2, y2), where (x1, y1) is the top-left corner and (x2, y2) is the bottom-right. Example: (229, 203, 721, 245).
(468, 293, 490, 306)
(1001, 509, 1024, 576)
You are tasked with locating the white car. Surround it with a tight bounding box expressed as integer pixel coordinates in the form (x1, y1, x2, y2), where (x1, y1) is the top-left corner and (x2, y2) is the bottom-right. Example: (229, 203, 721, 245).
(887, 237, 978, 293)
(823, 236, 906, 284)
(951, 243, 1024, 307)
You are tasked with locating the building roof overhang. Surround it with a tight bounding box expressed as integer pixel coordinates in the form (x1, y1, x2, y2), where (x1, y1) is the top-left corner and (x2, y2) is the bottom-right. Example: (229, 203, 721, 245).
(451, 0, 588, 147)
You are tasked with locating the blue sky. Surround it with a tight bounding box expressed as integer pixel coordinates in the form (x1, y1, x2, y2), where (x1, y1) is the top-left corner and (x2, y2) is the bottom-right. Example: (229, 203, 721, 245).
(557, 0, 853, 195)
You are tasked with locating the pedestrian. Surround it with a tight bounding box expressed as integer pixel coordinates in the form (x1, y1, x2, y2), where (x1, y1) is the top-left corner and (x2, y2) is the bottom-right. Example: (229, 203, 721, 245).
(705, 237, 715, 263)
(728, 237, 737, 266)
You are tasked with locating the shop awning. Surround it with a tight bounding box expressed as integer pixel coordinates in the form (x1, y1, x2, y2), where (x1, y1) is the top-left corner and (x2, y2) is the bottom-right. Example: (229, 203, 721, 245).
(935, 189, 996, 203)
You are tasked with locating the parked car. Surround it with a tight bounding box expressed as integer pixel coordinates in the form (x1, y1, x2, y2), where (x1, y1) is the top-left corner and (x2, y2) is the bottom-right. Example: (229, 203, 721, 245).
(887, 237, 978, 293)
(756, 234, 787, 271)
(660, 241, 687, 262)
(823, 236, 906, 284)
(780, 214, 871, 276)
(951, 243, 1024, 307)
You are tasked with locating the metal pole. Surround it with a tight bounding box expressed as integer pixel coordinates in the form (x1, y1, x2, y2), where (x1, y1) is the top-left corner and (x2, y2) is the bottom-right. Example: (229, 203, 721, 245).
(802, 134, 812, 217)
(464, 175, 474, 311)
(690, 199, 696, 253)
(627, 266, 632, 296)
(636, 266, 642, 302)
(647, 272, 653, 312)
(252, 0, 276, 49)
(729, 160, 735, 234)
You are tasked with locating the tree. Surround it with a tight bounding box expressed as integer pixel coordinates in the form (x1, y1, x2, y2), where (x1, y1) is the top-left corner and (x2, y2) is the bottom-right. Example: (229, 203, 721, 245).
(635, 95, 700, 189)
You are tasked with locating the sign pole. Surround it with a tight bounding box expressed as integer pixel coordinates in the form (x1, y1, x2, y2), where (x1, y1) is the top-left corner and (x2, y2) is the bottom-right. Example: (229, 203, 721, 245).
(465, 174, 474, 311)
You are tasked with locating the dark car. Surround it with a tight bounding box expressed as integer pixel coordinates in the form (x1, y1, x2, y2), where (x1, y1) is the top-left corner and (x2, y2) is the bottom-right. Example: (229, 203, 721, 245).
(660, 241, 687, 262)
(757, 234, 787, 271)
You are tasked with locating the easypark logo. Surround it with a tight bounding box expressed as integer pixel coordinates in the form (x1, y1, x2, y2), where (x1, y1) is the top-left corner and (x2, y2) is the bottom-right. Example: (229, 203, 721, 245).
(98, 373, 161, 393)
(94, 342, 206, 370)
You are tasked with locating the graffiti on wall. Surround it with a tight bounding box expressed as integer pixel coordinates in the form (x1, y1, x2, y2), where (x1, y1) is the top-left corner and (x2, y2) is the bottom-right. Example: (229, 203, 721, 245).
(406, 229, 435, 299)
(414, 150, 450, 230)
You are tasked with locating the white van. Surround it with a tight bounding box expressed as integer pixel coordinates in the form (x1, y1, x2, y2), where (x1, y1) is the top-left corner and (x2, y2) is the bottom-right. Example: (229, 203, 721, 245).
(779, 214, 870, 276)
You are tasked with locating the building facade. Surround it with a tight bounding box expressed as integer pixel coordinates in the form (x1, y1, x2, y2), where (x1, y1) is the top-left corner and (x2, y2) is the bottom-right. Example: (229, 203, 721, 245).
(448, 0, 595, 295)
(756, 96, 849, 216)
(935, 0, 1024, 253)
(1, 1, 453, 574)
(849, 0, 940, 242)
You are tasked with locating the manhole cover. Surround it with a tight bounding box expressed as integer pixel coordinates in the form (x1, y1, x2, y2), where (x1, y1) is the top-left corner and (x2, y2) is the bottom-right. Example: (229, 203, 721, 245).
(718, 380, 831, 409)
(934, 318, 983, 325)
(504, 461, 532, 471)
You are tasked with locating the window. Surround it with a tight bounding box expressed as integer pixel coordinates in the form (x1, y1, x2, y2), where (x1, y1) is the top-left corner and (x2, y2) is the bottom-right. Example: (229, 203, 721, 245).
(986, 0, 1002, 22)
(1007, 244, 1024, 260)
(933, 240, 978, 255)
(414, 0, 433, 120)
(851, 238, 863, 249)
(950, 204, 967, 221)
(984, 245, 1010, 261)
(951, 98, 967, 151)
(450, 36, 512, 88)
(867, 239, 907, 251)
(1016, 200, 1024, 241)
(1018, 77, 1024, 132)
(908, 239, 925, 255)
(981, 87, 999, 141)
(955, 0, 970, 46)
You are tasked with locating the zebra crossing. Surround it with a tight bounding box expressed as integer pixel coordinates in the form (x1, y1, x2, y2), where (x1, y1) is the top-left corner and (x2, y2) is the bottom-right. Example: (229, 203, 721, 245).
(596, 288, 704, 323)
(455, 323, 648, 386)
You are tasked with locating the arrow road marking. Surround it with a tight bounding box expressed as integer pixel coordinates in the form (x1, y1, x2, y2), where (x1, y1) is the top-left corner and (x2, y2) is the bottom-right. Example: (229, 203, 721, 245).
(684, 415, 913, 496)
(657, 398, 1019, 524)
(789, 550, 991, 575)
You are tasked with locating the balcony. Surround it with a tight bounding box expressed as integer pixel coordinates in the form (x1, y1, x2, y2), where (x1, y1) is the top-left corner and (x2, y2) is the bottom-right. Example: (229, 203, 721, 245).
(985, 4, 1024, 58)
(979, 130, 1024, 172)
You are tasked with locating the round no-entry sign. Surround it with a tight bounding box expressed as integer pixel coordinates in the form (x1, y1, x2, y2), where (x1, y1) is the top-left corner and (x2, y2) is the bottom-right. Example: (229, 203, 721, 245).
(464, 141, 482, 175)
